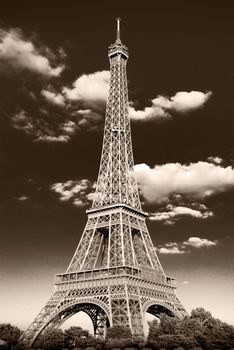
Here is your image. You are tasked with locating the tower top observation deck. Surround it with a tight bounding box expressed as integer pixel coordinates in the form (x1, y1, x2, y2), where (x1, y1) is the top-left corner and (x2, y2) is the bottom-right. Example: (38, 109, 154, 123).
(108, 18, 129, 59)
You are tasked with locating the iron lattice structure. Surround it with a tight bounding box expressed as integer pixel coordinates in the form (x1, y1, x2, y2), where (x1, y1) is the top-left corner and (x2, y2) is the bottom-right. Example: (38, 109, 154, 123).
(20, 19, 187, 348)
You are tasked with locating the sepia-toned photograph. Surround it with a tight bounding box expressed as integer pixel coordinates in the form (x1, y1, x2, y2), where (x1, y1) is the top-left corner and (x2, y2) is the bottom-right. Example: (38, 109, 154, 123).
(1, 1, 234, 349)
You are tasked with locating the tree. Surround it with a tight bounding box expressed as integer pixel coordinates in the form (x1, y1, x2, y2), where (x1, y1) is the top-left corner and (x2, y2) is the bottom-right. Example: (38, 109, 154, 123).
(147, 308, 234, 350)
(131, 335, 147, 350)
(105, 326, 133, 350)
(202, 317, 234, 349)
(174, 317, 203, 337)
(106, 325, 132, 340)
(157, 334, 197, 350)
(33, 328, 64, 350)
(147, 319, 160, 342)
(190, 308, 213, 324)
(0, 324, 22, 348)
(64, 326, 92, 348)
(148, 315, 178, 342)
(190, 308, 234, 349)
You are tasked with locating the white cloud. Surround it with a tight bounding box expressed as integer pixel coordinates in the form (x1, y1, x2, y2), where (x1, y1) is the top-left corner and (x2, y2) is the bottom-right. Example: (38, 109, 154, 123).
(0, 30, 106, 143)
(75, 109, 104, 131)
(134, 161, 234, 204)
(36, 135, 70, 143)
(0, 28, 64, 77)
(41, 89, 65, 106)
(207, 156, 223, 165)
(29, 71, 109, 142)
(51, 179, 95, 206)
(1, 30, 211, 144)
(169, 206, 212, 218)
(6, 51, 212, 143)
(158, 247, 185, 254)
(59, 120, 77, 135)
(182, 281, 190, 285)
(158, 236, 217, 255)
(170, 91, 211, 113)
(12, 110, 72, 143)
(18, 195, 29, 201)
(183, 236, 217, 248)
(129, 99, 171, 121)
(63, 70, 109, 102)
(11, 106, 104, 142)
(63, 73, 211, 123)
(130, 91, 211, 121)
(149, 204, 213, 224)
(12, 110, 35, 134)
(158, 242, 185, 255)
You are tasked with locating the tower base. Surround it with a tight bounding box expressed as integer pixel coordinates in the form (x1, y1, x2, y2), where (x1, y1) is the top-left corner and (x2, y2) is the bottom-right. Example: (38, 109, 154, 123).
(20, 266, 187, 347)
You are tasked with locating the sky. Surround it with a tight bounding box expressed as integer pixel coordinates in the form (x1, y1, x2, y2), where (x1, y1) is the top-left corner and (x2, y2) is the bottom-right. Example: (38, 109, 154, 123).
(0, 0, 234, 332)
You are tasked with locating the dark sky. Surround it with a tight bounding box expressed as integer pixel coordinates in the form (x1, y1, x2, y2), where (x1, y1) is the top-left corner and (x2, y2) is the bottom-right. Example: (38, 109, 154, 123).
(0, 0, 234, 329)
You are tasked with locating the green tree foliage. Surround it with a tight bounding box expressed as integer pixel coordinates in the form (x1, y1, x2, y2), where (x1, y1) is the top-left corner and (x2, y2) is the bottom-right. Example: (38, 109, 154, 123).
(0, 323, 22, 348)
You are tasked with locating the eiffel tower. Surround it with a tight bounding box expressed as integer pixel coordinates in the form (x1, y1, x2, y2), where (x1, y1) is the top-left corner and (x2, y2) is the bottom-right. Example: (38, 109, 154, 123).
(20, 19, 187, 348)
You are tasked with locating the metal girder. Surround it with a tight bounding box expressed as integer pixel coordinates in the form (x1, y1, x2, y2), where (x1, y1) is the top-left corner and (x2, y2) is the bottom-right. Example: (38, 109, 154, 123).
(19, 26, 187, 348)
(92, 48, 141, 210)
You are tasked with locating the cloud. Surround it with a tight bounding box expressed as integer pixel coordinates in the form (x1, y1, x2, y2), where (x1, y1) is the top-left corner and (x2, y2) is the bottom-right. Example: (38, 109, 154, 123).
(149, 204, 213, 224)
(0, 29, 107, 144)
(0, 27, 77, 143)
(59, 120, 77, 135)
(63, 74, 211, 124)
(63, 75, 211, 125)
(183, 236, 217, 248)
(0, 29, 212, 143)
(207, 156, 223, 165)
(18, 195, 29, 201)
(12, 110, 72, 143)
(63, 70, 109, 102)
(10, 71, 108, 142)
(158, 242, 185, 255)
(158, 236, 217, 254)
(41, 89, 65, 107)
(12, 110, 35, 134)
(0, 28, 64, 77)
(129, 98, 171, 121)
(11, 105, 105, 142)
(73, 109, 104, 131)
(135, 161, 234, 204)
(170, 91, 212, 113)
(129, 91, 211, 121)
(36, 134, 70, 143)
(51, 179, 95, 207)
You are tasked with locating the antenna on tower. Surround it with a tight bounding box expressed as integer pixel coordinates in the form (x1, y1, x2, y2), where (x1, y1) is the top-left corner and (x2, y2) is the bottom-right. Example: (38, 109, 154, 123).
(116, 17, 121, 42)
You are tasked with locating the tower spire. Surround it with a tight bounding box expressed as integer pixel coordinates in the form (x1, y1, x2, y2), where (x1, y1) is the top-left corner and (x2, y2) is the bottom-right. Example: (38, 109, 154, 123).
(93, 18, 138, 209)
(116, 17, 121, 42)
(19, 20, 187, 348)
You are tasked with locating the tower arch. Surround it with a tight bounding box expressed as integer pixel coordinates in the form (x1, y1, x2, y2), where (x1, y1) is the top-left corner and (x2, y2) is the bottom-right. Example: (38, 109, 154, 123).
(19, 18, 187, 348)
(143, 300, 177, 318)
(28, 299, 110, 347)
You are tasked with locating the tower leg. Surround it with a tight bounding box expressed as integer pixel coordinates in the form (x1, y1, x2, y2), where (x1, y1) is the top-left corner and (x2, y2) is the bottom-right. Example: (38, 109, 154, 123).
(94, 312, 108, 338)
(110, 283, 144, 337)
(19, 290, 110, 347)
